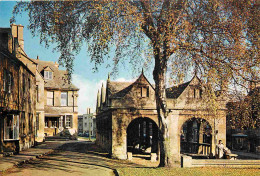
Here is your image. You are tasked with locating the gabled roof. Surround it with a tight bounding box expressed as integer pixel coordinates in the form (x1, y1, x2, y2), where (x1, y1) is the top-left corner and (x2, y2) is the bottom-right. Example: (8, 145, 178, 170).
(107, 81, 133, 98)
(41, 65, 54, 72)
(0, 47, 35, 76)
(107, 72, 154, 99)
(166, 81, 191, 99)
(31, 58, 79, 90)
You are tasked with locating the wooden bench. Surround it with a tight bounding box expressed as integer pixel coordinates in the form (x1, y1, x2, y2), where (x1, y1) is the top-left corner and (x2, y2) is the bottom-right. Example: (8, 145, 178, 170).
(226, 153, 238, 160)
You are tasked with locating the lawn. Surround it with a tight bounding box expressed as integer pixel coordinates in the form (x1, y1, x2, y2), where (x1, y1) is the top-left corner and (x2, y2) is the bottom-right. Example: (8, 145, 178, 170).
(117, 167, 260, 176)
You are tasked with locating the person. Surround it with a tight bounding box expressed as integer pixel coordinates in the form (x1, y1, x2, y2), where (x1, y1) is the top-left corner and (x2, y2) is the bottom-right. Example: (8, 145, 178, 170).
(216, 140, 224, 159)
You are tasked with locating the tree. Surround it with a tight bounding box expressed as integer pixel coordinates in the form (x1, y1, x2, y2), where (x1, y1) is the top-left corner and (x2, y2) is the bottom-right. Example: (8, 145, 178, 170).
(12, 0, 259, 167)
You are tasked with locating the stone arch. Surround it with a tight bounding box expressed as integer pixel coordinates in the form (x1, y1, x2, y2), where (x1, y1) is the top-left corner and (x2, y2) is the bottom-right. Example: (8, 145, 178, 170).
(180, 117, 213, 156)
(126, 117, 159, 155)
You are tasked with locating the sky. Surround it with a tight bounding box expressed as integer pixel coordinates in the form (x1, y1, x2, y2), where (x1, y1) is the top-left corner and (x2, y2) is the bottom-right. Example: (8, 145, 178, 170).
(0, 1, 155, 115)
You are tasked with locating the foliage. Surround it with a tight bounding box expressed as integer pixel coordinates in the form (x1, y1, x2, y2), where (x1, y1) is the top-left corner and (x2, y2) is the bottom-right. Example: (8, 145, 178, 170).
(12, 0, 259, 85)
(12, 0, 259, 167)
(227, 87, 260, 130)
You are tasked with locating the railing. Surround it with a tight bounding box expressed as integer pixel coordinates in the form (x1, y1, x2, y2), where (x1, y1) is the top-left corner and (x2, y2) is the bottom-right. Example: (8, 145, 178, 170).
(181, 141, 211, 155)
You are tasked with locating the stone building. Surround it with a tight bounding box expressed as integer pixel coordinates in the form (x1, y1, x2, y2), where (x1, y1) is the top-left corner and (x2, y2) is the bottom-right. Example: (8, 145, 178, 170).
(81, 108, 96, 137)
(31, 58, 79, 138)
(96, 72, 227, 162)
(78, 115, 83, 134)
(0, 24, 36, 153)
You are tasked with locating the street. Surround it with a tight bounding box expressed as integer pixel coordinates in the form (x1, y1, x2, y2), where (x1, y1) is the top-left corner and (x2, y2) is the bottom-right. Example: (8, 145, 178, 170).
(2, 142, 117, 176)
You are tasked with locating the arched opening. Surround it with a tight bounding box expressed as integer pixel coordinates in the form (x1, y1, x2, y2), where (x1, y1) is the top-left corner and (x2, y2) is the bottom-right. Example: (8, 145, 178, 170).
(180, 117, 212, 156)
(127, 117, 158, 160)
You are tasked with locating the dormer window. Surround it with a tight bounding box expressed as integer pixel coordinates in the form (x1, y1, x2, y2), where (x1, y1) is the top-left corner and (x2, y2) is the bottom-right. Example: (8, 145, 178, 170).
(44, 71, 53, 80)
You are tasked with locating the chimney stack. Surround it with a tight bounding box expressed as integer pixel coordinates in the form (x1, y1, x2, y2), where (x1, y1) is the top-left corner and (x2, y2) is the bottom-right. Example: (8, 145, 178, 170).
(101, 83, 106, 104)
(11, 24, 24, 51)
(54, 61, 59, 68)
(96, 90, 100, 110)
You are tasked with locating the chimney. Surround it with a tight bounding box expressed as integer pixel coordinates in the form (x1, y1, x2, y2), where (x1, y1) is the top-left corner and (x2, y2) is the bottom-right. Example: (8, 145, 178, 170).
(96, 90, 100, 110)
(101, 83, 106, 104)
(37, 55, 39, 60)
(11, 24, 24, 51)
(86, 108, 91, 114)
(54, 61, 59, 68)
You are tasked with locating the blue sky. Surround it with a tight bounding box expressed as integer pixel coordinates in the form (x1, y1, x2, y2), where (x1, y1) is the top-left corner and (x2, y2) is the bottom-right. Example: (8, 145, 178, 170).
(0, 1, 155, 114)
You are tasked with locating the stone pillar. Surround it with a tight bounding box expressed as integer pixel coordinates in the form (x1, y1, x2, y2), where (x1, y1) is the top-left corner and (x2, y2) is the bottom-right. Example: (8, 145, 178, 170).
(111, 115, 127, 160)
(169, 114, 180, 163)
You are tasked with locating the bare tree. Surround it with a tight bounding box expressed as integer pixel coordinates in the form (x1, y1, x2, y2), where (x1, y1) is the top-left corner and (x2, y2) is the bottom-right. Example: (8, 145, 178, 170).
(12, 0, 259, 167)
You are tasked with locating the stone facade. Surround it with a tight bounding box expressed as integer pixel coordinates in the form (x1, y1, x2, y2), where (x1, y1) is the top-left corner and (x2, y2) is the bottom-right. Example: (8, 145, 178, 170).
(0, 24, 36, 153)
(80, 108, 96, 137)
(31, 58, 79, 138)
(96, 72, 227, 162)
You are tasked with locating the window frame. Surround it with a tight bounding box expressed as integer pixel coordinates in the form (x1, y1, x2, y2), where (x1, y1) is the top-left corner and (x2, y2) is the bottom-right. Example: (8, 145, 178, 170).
(65, 115, 72, 128)
(4, 114, 19, 141)
(44, 71, 53, 80)
(3, 69, 7, 91)
(61, 92, 68, 106)
(47, 91, 54, 106)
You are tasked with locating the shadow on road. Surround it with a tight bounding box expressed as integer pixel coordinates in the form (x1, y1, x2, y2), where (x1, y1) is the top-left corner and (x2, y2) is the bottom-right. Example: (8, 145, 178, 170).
(4, 141, 151, 176)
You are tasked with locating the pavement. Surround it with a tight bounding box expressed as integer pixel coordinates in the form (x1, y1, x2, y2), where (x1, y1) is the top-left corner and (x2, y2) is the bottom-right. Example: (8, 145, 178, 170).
(0, 140, 158, 176)
(232, 150, 260, 159)
(0, 141, 70, 173)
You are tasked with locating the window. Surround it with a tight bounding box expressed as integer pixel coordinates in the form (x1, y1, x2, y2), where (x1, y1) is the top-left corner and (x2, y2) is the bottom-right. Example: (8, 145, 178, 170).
(29, 113, 33, 134)
(8, 72, 12, 93)
(21, 112, 25, 134)
(66, 115, 72, 128)
(59, 116, 63, 128)
(140, 87, 149, 97)
(85, 123, 87, 127)
(47, 91, 54, 106)
(45, 119, 48, 128)
(3, 70, 12, 93)
(23, 74, 26, 93)
(3, 69, 7, 91)
(200, 89, 202, 98)
(90, 122, 92, 127)
(28, 78, 30, 90)
(51, 120, 57, 128)
(36, 85, 39, 102)
(4, 115, 19, 140)
(36, 113, 39, 130)
(61, 92, 68, 106)
(44, 71, 53, 80)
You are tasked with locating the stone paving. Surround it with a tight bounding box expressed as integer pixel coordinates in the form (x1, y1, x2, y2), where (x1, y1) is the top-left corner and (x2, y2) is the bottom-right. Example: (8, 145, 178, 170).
(0, 141, 71, 173)
(232, 150, 260, 159)
(0, 140, 159, 176)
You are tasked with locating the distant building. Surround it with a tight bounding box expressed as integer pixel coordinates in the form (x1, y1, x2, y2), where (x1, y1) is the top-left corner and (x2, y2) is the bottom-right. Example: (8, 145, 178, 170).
(81, 108, 96, 137)
(78, 115, 83, 134)
(96, 72, 227, 162)
(0, 24, 36, 153)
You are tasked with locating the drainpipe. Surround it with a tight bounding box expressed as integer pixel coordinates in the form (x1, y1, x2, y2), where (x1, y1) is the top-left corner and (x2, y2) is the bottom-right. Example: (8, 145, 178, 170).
(73, 91, 74, 112)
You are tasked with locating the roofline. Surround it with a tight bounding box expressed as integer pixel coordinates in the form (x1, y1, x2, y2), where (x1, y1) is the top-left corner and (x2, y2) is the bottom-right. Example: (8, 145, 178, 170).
(45, 87, 79, 91)
(0, 49, 35, 76)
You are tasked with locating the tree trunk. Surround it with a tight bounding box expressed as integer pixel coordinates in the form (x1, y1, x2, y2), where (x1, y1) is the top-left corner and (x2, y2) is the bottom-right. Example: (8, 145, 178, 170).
(153, 46, 174, 167)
